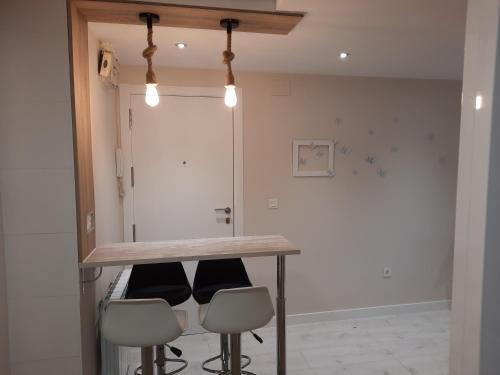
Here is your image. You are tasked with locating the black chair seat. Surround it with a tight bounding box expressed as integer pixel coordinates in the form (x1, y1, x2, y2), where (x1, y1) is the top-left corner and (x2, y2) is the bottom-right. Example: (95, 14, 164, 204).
(126, 262, 192, 307)
(193, 282, 251, 305)
(193, 259, 252, 305)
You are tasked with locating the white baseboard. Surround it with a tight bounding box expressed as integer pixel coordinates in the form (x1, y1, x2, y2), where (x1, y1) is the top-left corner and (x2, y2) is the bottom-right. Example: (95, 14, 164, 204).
(269, 299, 451, 327)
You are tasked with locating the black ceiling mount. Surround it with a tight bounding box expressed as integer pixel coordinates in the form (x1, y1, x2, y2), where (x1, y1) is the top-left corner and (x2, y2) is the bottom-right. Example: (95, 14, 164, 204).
(220, 19, 239, 33)
(139, 12, 160, 28)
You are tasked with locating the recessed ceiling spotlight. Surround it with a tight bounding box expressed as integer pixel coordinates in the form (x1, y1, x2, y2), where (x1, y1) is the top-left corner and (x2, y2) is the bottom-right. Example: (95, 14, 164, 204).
(175, 42, 187, 49)
(339, 52, 350, 60)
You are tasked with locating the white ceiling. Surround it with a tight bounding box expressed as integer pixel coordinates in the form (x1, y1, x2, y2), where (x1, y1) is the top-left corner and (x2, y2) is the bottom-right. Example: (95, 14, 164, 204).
(89, 0, 467, 80)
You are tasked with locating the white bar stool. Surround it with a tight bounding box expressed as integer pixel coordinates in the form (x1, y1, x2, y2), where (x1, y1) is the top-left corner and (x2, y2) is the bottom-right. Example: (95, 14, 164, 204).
(101, 298, 188, 375)
(199, 286, 275, 375)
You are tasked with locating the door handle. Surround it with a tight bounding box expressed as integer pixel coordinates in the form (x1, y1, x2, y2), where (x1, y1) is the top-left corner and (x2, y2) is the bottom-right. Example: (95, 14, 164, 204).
(214, 207, 231, 214)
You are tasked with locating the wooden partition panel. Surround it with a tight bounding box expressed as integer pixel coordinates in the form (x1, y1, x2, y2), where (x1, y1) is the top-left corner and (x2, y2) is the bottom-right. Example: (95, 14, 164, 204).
(67, 2, 98, 375)
(76, 0, 303, 35)
(68, 0, 96, 263)
(69, 3, 303, 264)
(69, 2, 302, 265)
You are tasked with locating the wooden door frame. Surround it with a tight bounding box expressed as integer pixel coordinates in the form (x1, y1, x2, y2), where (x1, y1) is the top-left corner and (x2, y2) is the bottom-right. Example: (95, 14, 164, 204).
(119, 84, 244, 241)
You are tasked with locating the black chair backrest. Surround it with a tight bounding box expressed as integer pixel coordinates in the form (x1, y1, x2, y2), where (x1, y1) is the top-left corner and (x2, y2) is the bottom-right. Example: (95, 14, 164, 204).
(127, 262, 190, 290)
(193, 258, 251, 290)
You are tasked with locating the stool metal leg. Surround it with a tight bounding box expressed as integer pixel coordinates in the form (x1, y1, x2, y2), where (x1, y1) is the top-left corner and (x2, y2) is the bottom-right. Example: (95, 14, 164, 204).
(155, 345, 188, 375)
(221, 334, 230, 372)
(141, 347, 154, 375)
(136, 345, 187, 375)
(201, 334, 251, 374)
(230, 334, 241, 375)
(156, 345, 167, 375)
(277, 255, 286, 375)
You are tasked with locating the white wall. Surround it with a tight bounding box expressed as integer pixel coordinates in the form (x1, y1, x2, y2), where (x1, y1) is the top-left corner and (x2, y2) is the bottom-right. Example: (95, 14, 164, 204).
(0, 1, 82, 374)
(450, 0, 500, 374)
(120, 66, 461, 314)
(88, 32, 124, 308)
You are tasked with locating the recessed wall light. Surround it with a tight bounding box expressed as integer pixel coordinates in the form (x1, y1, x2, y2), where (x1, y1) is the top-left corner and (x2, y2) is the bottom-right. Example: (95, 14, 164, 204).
(475, 94, 483, 110)
(175, 42, 187, 49)
(339, 52, 350, 60)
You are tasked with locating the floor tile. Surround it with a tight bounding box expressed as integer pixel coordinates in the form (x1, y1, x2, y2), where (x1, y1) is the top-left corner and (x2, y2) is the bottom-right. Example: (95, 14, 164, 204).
(351, 360, 410, 375)
(398, 355, 449, 375)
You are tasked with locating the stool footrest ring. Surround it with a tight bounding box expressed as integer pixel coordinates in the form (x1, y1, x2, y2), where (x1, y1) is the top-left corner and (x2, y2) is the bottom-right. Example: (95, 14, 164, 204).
(201, 354, 251, 374)
(135, 357, 188, 375)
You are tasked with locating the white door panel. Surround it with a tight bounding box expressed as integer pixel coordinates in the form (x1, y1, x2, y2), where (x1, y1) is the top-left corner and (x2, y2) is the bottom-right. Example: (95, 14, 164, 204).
(131, 94, 234, 240)
(129, 93, 235, 333)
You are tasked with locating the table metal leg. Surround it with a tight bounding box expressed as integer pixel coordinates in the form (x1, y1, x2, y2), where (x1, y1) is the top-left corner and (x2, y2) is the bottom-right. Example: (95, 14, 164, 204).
(277, 255, 286, 375)
(141, 346, 154, 375)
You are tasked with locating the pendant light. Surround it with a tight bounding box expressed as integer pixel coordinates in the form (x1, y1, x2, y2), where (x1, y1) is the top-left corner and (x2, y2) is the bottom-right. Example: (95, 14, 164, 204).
(220, 19, 239, 108)
(140, 13, 160, 107)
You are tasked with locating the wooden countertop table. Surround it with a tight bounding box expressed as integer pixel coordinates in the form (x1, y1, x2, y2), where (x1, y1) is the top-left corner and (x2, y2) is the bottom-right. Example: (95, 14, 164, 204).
(81, 234, 300, 268)
(81, 235, 300, 375)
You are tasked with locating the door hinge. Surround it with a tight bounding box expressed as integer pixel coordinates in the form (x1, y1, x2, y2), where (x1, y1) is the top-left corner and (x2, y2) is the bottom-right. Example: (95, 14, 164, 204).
(131, 166, 135, 187)
(132, 224, 136, 242)
(129, 108, 132, 130)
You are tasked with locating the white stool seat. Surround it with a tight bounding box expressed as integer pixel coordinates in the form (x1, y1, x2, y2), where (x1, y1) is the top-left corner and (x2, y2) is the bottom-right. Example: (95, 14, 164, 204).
(101, 298, 187, 347)
(199, 286, 274, 375)
(199, 286, 274, 334)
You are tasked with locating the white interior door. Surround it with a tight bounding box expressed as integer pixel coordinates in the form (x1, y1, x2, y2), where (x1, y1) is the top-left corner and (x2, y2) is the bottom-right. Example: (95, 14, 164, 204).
(125, 89, 240, 333)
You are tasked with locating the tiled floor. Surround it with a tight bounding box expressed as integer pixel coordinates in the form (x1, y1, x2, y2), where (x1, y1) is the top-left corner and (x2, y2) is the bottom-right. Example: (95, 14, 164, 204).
(120, 310, 450, 375)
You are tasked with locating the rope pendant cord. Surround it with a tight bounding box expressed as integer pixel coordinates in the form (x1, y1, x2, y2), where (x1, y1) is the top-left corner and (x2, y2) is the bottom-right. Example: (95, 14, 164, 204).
(143, 21, 158, 84)
(223, 25, 235, 86)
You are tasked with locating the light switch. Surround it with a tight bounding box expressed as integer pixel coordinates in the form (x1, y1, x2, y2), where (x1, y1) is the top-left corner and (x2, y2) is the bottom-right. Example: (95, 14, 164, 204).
(268, 198, 279, 209)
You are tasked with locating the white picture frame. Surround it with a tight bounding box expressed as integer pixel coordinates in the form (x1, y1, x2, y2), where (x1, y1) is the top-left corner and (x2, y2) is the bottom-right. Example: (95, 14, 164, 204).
(292, 139, 335, 177)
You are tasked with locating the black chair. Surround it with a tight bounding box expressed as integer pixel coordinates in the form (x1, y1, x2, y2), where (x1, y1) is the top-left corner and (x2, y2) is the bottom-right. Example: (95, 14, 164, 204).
(126, 262, 192, 375)
(193, 258, 258, 375)
(193, 258, 252, 304)
(127, 262, 192, 306)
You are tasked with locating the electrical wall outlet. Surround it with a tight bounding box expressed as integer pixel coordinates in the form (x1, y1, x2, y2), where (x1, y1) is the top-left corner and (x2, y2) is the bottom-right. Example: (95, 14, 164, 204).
(268, 198, 279, 209)
(86, 211, 95, 233)
(383, 267, 392, 279)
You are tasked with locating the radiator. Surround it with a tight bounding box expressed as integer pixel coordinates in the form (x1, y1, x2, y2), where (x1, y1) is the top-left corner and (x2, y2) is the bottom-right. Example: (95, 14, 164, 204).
(100, 268, 132, 375)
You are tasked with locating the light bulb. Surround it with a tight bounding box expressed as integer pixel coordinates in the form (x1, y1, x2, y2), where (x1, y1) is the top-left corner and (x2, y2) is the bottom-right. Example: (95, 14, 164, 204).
(145, 83, 159, 107)
(224, 85, 237, 108)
